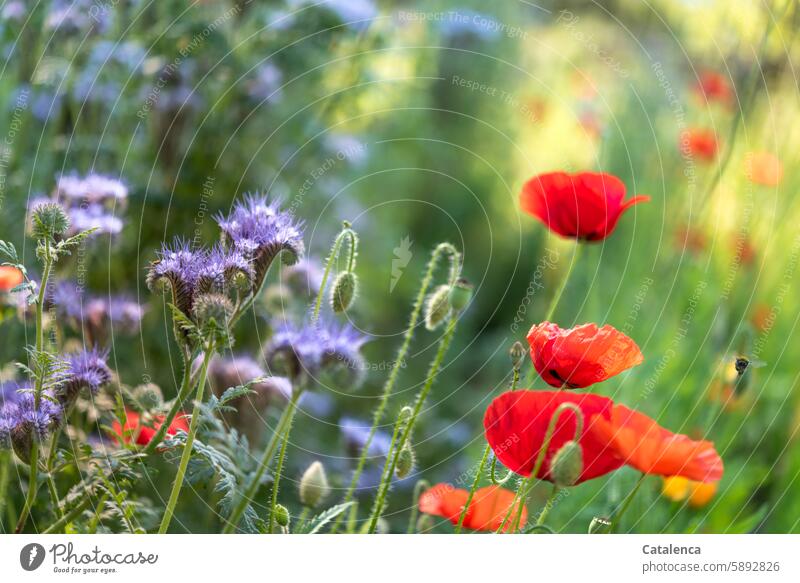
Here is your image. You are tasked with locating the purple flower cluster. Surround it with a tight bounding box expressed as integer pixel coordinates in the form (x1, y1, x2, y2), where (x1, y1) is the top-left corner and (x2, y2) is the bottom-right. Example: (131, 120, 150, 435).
(58, 348, 113, 407)
(340, 417, 391, 458)
(263, 318, 368, 386)
(215, 194, 304, 291)
(49, 281, 146, 339)
(0, 382, 62, 463)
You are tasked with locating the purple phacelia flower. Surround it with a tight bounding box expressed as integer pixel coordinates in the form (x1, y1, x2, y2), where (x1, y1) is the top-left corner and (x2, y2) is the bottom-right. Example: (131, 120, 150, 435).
(58, 348, 112, 406)
(68, 202, 124, 236)
(215, 194, 304, 290)
(1, 389, 62, 462)
(147, 238, 204, 315)
(340, 417, 391, 458)
(195, 245, 254, 295)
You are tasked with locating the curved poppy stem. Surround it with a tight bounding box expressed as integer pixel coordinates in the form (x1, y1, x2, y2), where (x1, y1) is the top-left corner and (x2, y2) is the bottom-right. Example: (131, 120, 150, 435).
(143, 357, 199, 455)
(523, 523, 555, 534)
(490, 456, 515, 486)
(535, 484, 561, 527)
(268, 417, 293, 533)
(367, 314, 460, 534)
(611, 473, 646, 533)
(312, 222, 357, 323)
(498, 402, 584, 533)
(407, 479, 430, 534)
(331, 242, 461, 533)
(455, 444, 491, 534)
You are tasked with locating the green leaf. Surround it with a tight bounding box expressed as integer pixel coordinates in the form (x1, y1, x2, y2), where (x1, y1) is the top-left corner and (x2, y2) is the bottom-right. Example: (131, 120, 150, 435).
(0, 240, 19, 263)
(297, 502, 355, 534)
(725, 505, 768, 534)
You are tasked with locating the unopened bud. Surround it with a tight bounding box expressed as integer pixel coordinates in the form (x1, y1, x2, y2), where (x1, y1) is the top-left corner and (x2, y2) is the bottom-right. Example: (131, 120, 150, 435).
(31, 202, 70, 240)
(448, 278, 473, 312)
(509, 341, 526, 370)
(135, 383, 163, 410)
(192, 293, 233, 326)
(397, 406, 413, 425)
(299, 461, 330, 508)
(273, 504, 290, 528)
(424, 285, 451, 330)
(588, 516, 612, 534)
(550, 440, 583, 487)
(395, 445, 415, 479)
(330, 271, 357, 313)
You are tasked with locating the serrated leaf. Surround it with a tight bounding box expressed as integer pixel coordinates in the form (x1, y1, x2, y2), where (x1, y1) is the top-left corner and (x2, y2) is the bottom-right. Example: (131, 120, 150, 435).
(0, 240, 19, 262)
(297, 502, 355, 534)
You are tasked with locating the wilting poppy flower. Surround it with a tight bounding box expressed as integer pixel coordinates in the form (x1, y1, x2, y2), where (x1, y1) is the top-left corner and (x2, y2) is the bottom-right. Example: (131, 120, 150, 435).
(483, 390, 624, 483)
(680, 128, 718, 161)
(111, 410, 189, 447)
(745, 151, 782, 186)
(419, 483, 526, 532)
(0, 266, 23, 292)
(520, 172, 649, 242)
(527, 322, 643, 389)
(593, 404, 723, 482)
(693, 70, 733, 107)
(662, 476, 718, 508)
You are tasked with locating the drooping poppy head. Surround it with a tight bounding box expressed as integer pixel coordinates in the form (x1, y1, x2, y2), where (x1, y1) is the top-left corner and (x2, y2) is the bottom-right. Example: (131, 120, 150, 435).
(680, 128, 719, 162)
(520, 172, 649, 242)
(693, 70, 733, 107)
(111, 410, 189, 447)
(526, 322, 643, 389)
(593, 404, 723, 482)
(744, 151, 782, 187)
(419, 483, 526, 532)
(0, 266, 23, 292)
(483, 390, 624, 483)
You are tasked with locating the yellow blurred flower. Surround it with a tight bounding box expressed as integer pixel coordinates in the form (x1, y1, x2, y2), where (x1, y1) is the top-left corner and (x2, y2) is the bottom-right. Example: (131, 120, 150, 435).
(662, 476, 718, 508)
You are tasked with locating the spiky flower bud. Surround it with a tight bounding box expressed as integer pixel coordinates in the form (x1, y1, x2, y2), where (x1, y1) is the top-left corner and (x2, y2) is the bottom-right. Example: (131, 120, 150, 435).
(330, 271, 357, 313)
(299, 461, 330, 508)
(424, 285, 451, 330)
(192, 293, 233, 327)
(31, 202, 70, 241)
(588, 516, 612, 534)
(550, 440, 583, 487)
(135, 383, 163, 410)
(449, 277, 473, 312)
(273, 504, 290, 528)
(509, 341, 526, 370)
(395, 444, 415, 478)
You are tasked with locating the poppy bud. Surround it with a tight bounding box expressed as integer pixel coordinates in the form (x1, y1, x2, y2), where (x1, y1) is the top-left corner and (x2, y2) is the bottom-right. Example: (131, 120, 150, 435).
(135, 383, 163, 410)
(30, 201, 70, 241)
(395, 444, 415, 479)
(192, 293, 233, 327)
(273, 504, 290, 528)
(330, 271, 357, 313)
(588, 516, 611, 534)
(424, 285, 451, 330)
(449, 278, 473, 312)
(550, 440, 583, 487)
(299, 461, 330, 508)
(509, 341, 526, 370)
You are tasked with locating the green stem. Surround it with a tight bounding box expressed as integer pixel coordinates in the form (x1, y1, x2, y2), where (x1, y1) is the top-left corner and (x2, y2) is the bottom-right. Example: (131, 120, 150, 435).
(267, 415, 293, 533)
(43, 494, 92, 534)
(14, 443, 39, 533)
(455, 444, 491, 533)
(46, 473, 63, 519)
(0, 451, 10, 531)
(295, 507, 311, 533)
(407, 479, 430, 534)
(536, 485, 560, 527)
(223, 390, 302, 533)
(312, 224, 354, 322)
(611, 474, 646, 533)
(158, 344, 214, 533)
(490, 456, 514, 486)
(332, 242, 460, 533)
(143, 357, 198, 455)
(367, 314, 460, 533)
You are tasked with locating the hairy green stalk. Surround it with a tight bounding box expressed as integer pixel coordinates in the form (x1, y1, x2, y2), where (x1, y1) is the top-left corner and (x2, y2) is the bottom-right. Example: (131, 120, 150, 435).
(311, 221, 358, 322)
(611, 473, 646, 533)
(455, 444, 491, 534)
(267, 417, 293, 533)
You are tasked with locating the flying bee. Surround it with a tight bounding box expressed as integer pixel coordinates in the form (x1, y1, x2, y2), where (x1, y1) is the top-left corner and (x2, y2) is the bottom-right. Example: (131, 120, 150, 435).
(723, 354, 766, 394)
(732, 355, 766, 376)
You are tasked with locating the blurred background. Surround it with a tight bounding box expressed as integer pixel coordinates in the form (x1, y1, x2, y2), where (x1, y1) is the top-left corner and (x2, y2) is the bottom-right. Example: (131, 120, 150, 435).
(1, 0, 799, 533)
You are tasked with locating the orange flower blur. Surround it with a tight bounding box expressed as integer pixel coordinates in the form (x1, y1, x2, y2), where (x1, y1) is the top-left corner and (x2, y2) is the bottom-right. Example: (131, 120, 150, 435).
(745, 151, 782, 186)
(419, 483, 526, 532)
(527, 321, 643, 388)
(693, 70, 733, 107)
(662, 476, 718, 508)
(520, 171, 649, 242)
(0, 265, 23, 292)
(680, 128, 718, 162)
(112, 410, 189, 447)
(594, 404, 723, 482)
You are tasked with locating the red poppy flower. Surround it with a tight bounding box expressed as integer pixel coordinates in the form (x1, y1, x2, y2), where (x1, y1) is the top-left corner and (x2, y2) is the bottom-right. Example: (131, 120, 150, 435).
(419, 483, 526, 532)
(593, 404, 723, 482)
(527, 322, 643, 388)
(693, 70, 733, 107)
(520, 171, 649, 242)
(0, 265, 23, 292)
(680, 128, 718, 161)
(483, 390, 624, 483)
(112, 410, 189, 447)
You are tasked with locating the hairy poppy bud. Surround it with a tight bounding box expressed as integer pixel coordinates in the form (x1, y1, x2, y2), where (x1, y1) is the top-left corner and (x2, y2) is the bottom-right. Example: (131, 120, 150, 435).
(588, 516, 612, 534)
(192, 293, 233, 327)
(135, 383, 163, 410)
(395, 444, 415, 479)
(424, 285, 451, 330)
(449, 278, 473, 312)
(398, 406, 413, 425)
(509, 341, 526, 370)
(299, 461, 330, 508)
(273, 504, 290, 528)
(550, 440, 583, 487)
(30, 202, 70, 241)
(330, 271, 357, 313)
